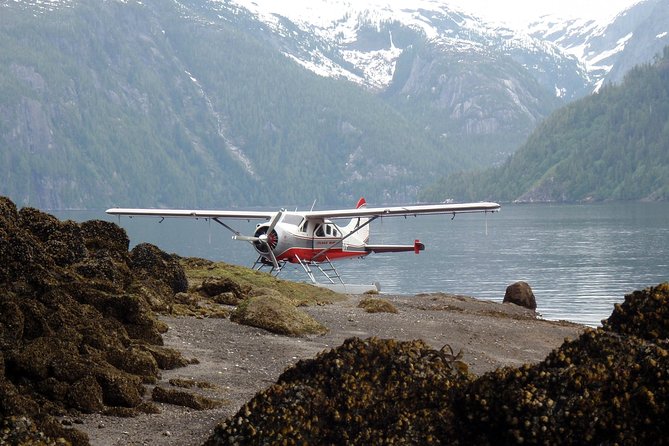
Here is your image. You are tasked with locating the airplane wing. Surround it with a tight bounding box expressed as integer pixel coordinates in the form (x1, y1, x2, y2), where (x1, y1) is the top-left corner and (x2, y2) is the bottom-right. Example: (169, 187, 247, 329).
(105, 207, 275, 221)
(106, 201, 500, 221)
(302, 201, 500, 220)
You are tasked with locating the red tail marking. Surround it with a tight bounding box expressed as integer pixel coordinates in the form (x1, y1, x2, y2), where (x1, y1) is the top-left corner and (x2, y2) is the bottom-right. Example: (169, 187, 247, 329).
(356, 197, 367, 209)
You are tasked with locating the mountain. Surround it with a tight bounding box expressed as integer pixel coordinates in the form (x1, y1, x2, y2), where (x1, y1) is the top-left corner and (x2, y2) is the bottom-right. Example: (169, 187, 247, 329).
(420, 46, 669, 203)
(529, 0, 669, 90)
(1, 0, 666, 209)
(1, 0, 467, 209)
(230, 0, 591, 164)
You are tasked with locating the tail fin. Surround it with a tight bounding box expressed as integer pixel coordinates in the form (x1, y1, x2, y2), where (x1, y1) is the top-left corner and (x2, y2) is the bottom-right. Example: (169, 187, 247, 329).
(343, 197, 370, 243)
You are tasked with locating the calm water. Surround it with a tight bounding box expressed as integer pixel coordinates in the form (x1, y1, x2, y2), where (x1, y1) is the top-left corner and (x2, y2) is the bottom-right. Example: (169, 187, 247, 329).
(56, 202, 669, 326)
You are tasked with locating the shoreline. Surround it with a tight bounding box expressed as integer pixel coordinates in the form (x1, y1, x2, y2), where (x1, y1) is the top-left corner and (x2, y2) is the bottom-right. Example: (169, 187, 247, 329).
(76, 292, 584, 446)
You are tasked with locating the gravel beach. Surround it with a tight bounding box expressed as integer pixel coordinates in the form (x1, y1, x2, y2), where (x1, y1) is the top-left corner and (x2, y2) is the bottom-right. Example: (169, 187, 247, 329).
(76, 292, 583, 446)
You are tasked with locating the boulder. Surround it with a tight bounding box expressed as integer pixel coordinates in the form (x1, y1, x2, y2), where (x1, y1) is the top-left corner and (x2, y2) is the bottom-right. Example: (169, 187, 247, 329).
(231, 293, 327, 336)
(503, 281, 536, 310)
(358, 297, 398, 314)
(151, 386, 223, 410)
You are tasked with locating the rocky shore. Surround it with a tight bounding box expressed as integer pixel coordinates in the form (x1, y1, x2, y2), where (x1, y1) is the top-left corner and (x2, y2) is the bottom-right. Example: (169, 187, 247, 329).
(2, 196, 668, 445)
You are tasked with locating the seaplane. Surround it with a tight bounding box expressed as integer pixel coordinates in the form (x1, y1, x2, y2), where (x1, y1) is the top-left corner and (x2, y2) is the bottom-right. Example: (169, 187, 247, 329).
(106, 198, 500, 293)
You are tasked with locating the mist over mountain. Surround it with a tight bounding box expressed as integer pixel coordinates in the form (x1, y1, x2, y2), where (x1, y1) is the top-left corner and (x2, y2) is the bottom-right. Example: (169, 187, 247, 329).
(1, 0, 666, 209)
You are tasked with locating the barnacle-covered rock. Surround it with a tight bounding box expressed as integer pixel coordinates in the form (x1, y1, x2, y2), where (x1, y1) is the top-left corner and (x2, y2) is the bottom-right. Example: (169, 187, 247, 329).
(0, 196, 190, 443)
(79, 219, 130, 257)
(199, 277, 249, 302)
(0, 196, 18, 223)
(602, 282, 669, 340)
(131, 243, 188, 295)
(18, 207, 88, 268)
(208, 283, 669, 446)
(206, 337, 472, 445)
(453, 283, 669, 445)
(0, 415, 85, 446)
(455, 328, 668, 445)
(1, 203, 55, 288)
(71, 219, 133, 294)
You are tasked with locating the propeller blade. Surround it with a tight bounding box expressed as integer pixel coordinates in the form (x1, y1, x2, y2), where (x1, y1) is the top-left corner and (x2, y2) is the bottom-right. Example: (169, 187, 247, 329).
(259, 211, 283, 270)
(267, 210, 283, 234)
(232, 235, 260, 242)
(266, 244, 281, 271)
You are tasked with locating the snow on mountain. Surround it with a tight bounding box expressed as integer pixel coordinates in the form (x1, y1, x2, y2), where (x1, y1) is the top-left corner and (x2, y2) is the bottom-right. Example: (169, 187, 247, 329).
(528, 0, 669, 90)
(226, 0, 585, 95)
(228, 0, 477, 40)
(14, 0, 663, 95)
(2, 0, 75, 14)
(227, 0, 489, 89)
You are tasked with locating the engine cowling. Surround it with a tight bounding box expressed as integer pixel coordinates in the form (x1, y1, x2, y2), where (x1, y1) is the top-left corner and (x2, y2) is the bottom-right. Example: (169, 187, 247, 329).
(252, 225, 278, 254)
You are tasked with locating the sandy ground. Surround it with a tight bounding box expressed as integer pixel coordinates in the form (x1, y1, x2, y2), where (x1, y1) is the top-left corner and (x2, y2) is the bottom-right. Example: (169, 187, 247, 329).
(74, 293, 584, 446)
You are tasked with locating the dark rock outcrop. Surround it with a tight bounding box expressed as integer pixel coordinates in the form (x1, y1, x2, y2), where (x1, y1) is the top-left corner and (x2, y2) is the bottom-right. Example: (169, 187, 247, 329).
(0, 196, 189, 444)
(602, 282, 669, 340)
(503, 281, 537, 310)
(131, 243, 188, 296)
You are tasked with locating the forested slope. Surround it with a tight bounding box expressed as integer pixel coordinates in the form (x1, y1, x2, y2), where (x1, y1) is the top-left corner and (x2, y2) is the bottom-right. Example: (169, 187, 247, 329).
(0, 1, 462, 209)
(421, 47, 669, 203)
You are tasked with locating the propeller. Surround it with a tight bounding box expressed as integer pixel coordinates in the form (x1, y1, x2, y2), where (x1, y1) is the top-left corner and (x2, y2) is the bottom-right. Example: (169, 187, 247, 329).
(233, 210, 283, 270)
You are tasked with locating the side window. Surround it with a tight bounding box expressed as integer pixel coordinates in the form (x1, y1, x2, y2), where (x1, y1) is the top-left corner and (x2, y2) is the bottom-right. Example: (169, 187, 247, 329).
(315, 224, 325, 237)
(326, 225, 332, 236)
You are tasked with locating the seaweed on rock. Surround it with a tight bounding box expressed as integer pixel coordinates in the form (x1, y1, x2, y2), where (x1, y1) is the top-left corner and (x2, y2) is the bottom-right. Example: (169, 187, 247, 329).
(0, 196, 190, 444)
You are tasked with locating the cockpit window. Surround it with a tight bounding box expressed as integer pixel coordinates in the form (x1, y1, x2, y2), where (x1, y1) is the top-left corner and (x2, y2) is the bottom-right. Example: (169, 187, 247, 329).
(282, 214, 303, 226)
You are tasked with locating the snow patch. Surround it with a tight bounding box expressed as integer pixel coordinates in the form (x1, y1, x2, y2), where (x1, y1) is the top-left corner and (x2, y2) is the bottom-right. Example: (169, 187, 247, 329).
(225, 0, 497, 89)
(588, 32, 632, 67)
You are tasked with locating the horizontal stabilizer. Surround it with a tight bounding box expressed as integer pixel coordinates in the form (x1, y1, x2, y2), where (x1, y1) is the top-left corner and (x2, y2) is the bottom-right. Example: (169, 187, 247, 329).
(365, 240, 425, 254)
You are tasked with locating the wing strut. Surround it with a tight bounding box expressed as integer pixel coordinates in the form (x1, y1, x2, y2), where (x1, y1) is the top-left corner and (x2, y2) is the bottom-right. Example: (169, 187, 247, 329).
(212, 217, 242, 237)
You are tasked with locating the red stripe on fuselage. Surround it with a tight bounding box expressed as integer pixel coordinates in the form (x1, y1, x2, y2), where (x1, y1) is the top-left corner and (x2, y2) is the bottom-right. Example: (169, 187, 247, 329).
(276, 247, 369, 263)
